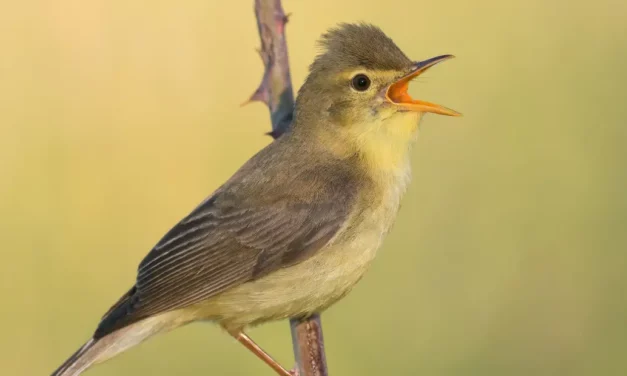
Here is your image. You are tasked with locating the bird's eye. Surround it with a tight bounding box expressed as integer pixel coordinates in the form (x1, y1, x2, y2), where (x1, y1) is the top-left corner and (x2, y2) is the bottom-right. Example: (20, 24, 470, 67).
(351, 74, 371, 91)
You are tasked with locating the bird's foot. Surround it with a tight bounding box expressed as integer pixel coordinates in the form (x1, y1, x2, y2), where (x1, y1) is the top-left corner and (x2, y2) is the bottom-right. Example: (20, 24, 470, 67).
(289, 366, 299, 376)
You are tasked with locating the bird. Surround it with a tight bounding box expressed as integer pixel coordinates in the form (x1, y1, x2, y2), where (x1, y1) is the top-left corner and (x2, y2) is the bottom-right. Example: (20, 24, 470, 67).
(52, 22, 460, 376)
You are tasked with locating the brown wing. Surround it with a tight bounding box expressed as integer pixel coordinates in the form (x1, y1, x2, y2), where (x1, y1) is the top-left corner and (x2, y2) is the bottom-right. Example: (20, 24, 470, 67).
(94, 162, 359, 338)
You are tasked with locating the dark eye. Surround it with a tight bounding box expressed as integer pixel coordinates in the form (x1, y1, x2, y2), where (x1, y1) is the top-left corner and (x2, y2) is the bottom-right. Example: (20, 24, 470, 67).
(351, 74, 371, 91)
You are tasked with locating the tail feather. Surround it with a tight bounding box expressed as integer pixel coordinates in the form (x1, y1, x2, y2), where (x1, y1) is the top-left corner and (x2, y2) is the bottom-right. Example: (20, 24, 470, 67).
(51, 310, 194, 376)
(51, 339, 97, 376)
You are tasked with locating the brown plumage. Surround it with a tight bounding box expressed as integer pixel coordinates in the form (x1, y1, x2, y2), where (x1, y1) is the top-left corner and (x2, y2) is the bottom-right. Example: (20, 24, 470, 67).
(52, 23, 459, 376)
(96, 137, 364, 337)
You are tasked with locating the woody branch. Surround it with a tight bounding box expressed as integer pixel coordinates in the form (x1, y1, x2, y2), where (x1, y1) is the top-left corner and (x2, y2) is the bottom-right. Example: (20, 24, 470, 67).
(246, 1, 329, 376)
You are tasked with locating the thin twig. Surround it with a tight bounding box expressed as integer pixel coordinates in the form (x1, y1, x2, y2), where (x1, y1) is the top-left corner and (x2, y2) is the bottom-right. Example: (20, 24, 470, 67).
(248, 1, 329, 375)
(291, 314, 328, 376)
(248, 0, 295, 139)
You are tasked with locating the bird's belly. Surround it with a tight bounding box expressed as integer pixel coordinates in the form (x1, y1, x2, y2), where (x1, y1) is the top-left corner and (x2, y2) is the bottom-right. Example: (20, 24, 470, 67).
(204, 228, 385, 331)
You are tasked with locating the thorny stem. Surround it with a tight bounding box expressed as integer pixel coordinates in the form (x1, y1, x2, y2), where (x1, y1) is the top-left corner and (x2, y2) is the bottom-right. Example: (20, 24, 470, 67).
(249, 0, 295, 139)
(290, 314, 328, 376)
(247, 1, 330, 375)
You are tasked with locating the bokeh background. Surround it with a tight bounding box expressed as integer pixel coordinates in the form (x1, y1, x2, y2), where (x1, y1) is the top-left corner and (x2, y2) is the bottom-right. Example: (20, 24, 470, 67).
(2, 0, 626, 375)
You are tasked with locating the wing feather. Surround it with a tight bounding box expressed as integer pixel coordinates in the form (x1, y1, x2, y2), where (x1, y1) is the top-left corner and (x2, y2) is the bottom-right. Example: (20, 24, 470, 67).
(94, 160, 361, 338)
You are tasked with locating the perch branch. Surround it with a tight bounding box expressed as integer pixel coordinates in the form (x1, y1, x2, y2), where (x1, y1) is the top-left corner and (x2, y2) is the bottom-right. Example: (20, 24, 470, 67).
(248, 0, 295, 139)
(290, 314, 328, 376)
(247, 1, 329, 375)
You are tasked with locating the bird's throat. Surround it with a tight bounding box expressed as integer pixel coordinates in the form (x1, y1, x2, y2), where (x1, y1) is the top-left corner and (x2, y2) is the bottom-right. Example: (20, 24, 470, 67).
(352, 113, 419, 181)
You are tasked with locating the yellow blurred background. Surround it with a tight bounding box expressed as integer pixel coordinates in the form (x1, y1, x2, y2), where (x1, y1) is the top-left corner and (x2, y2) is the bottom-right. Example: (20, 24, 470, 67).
(1, 0, 626, 375)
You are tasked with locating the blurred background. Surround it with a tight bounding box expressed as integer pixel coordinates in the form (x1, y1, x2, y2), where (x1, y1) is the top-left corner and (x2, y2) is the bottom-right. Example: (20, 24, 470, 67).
(1, 0, 626, 375)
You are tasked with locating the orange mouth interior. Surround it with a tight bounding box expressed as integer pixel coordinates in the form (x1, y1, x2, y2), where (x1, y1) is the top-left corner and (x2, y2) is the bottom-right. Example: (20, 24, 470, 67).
(386, 56, 461, 117)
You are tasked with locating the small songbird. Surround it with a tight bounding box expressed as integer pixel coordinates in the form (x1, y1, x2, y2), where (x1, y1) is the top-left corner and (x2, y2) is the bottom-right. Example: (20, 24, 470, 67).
(52, 23, 460, 376)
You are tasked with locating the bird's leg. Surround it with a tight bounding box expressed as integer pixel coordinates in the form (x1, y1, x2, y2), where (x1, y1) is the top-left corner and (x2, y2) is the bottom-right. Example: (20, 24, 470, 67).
(226, 329, 293, 376)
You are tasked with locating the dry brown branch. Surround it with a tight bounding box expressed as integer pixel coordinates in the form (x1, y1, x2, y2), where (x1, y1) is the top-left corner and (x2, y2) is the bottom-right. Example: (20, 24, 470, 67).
(248, 0, 295, 139)
(248, 1, 329, 375)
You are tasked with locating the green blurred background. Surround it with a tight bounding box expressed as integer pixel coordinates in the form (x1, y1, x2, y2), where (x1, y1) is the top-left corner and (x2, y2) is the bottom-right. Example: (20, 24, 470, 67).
(1, 0, 626, 375)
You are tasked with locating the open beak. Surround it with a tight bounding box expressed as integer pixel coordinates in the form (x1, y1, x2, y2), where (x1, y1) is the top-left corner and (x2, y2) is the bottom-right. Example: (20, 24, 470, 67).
(386, 55, 461, 116)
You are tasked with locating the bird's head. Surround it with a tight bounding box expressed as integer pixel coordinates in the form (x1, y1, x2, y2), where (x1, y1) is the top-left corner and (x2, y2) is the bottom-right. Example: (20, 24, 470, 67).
(294, 23, 460, 167)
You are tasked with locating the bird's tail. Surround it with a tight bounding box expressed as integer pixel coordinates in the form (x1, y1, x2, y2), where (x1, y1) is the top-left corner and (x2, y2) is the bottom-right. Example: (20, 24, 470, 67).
(51, 310, 191, 376)
(51, 338, 98, 376)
